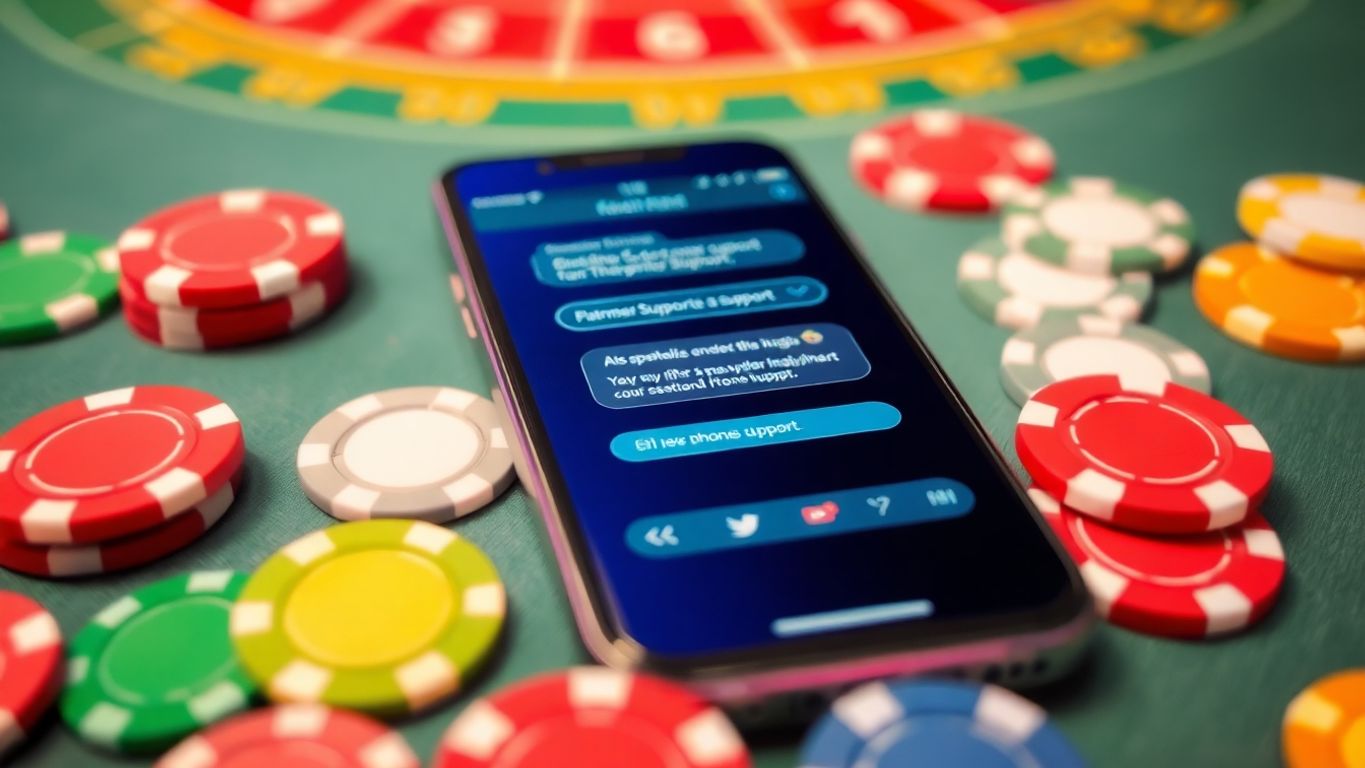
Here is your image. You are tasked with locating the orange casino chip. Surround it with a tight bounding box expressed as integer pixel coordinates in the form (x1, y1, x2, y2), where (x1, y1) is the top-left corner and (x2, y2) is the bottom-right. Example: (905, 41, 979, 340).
(1193, 242, 1365, 362)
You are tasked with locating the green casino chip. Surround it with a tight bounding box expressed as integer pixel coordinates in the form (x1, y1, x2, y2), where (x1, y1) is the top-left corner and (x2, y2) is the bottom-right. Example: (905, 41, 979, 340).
(1002, 176, 1196, 275)
(0, 232, 119, 344)
(60, 571, 257, 754)
(230, 519, 505, 718)
(956, 236, 1152, 329)
(999, 314, 1213, 406)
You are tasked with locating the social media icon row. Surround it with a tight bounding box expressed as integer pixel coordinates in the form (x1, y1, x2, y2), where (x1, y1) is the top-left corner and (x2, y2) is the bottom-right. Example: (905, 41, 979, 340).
(629, 479, 972, 559)
(645, 497, 890, 550)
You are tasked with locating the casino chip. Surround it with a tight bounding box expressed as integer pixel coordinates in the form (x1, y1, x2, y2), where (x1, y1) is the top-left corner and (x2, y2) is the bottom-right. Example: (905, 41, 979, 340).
(850, 110, 1055, 213)
(800, 678, 1084, 768)
(0, 385, 245, 545)
(155, 704, 420, 768)
(1239, 174, 1365, 272)
(433, 666, 751, 768)
(1194, 241, 1365, 362)
(297, 387, 515, 523)
(1000, 314, 1211, 406)
(1283, 669, 1365, 768)
(118, 189, 345, 309)
(1029, 487, 1284, 639)
(1003, 176, 1195, 274)
(231, 519, 505, 717)
(120, 263, 348, 343)
(1016, 374, 1272, 534)
(0, 592, 64, 757)
(0, 231, 119, 344)
(123, 279, 344, 351)
(61, 571, 258, 754)
(956, 237, 1152, 329)
(0, 476, 237, 578)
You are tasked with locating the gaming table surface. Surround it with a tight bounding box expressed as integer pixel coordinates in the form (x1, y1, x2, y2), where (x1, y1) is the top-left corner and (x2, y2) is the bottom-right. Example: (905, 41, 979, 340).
(1, 0, 1362, 764)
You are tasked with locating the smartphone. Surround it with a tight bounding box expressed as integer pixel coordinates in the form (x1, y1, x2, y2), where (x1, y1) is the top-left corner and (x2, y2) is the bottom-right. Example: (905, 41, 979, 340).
(435, 141, 1091, 712)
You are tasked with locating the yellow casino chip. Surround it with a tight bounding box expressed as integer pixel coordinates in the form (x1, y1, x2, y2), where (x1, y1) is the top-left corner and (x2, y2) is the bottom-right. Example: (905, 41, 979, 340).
(231, 520, 505, 718)
(1238, 174, 1365, 272)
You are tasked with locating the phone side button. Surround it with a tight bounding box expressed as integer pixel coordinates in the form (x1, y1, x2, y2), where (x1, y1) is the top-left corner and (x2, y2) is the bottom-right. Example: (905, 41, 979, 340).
(461, 306, 479, 339)
(449, 274, 467, 304)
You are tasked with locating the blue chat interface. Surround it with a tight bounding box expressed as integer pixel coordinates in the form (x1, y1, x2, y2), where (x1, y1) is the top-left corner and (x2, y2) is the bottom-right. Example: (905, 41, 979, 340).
(450, 143, 1072, 658)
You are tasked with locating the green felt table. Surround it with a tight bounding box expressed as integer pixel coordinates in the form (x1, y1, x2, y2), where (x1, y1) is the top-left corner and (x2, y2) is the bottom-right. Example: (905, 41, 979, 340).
(2, 0, 1363, 764)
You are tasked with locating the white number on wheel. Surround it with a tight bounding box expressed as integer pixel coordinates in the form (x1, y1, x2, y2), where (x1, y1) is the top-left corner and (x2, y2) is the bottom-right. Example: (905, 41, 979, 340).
(830, 0, 910, 42)
(638, 12, 708, 61)
(429, 7, 497, 57)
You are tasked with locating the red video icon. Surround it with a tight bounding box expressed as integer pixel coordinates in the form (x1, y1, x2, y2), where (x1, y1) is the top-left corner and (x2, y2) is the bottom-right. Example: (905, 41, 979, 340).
(801, 501, 839, 526)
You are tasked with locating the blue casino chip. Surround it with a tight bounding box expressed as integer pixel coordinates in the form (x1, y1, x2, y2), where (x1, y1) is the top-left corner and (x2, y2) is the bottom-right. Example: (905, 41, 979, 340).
(800, 679, 1086, 768)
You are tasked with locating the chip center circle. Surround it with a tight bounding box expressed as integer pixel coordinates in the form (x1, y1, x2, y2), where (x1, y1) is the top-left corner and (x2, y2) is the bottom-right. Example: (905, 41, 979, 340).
(1044, 196, 1157, 246)
(503, 713, 686, 767)
(165, 213, 297, 270)
(1071, 398, 1220, 482)
(906, 138, 1003, 177)
(24, 410, 189, 496)
(100, 597, 237, 705)
(999, 253, 1116, 306)
(1281, 193, 1365, 240)
(1241, 260, 1363, 326)
(1075, 517, 1233, 585)
(859, 716, 1023, 765)
(283, 550, 454, 668)
(218, 742, 354, 768)
(1043, 337, 1172, 384)
(0, 255, 90, 308)
(339, 408, 480, 490)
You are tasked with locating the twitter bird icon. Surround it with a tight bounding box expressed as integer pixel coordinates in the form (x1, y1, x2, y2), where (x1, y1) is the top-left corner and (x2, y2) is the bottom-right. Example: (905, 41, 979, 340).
(726, 513, 759, 539)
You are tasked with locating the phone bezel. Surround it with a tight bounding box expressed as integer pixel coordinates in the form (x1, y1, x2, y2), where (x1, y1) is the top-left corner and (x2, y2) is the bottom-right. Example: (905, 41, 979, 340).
(435, 140, 1090, 686)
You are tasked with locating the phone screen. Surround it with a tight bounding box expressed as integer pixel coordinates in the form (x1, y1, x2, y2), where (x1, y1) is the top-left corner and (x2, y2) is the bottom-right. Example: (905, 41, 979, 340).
(446, 142, 1080, 662)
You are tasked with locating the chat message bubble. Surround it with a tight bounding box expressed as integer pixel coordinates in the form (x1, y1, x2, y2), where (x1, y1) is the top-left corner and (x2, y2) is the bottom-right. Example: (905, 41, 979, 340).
(531, 230, 804, 287)
(581, 323, 870, 409)
(555, 277, 828, 332)
(610, 402, 901, 462)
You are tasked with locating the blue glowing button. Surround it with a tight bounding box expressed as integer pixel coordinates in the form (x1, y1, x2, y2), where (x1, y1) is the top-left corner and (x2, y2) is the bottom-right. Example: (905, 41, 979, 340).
(610, 401, 899, 462)
(626, 478, 975, 559)
(555, 276, 827, 332)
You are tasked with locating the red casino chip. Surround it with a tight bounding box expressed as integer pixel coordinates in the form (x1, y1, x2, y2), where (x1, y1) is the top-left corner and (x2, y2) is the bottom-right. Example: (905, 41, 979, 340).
(850, 110, 1055, 213)
(122, 302, 331, 351)
(1029, 487, 1285, 638)
(154, 704, 419, 768)
(120, 257, 348, 336)
(1015, 375, 1273, 534)
(117, 189, 346, 309)
(0, 386, 246, 545)
(120, 265, 348, 348)
(0, 591, 64, 755)
(0, 473, 238, 578)
(434, 667, 751, 768)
